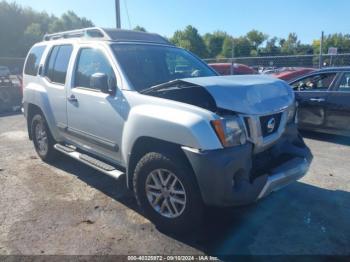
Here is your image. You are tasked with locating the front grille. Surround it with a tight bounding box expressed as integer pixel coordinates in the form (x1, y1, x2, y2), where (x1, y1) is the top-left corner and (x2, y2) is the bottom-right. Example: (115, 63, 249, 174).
(260, 113, 282, 137)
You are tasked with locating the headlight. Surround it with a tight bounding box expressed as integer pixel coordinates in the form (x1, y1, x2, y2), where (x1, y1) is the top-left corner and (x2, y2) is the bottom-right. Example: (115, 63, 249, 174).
(211, 116, 246, 147)
(287, 102, 297, 123)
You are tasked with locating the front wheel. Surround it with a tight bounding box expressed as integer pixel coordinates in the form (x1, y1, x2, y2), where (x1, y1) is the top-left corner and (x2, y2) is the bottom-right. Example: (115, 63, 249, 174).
(31, 114, 58, 162)
(133, 152, 203, 234)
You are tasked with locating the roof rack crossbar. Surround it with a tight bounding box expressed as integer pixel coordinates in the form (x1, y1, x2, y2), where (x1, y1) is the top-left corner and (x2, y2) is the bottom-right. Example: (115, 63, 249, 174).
(42, 27, 173, 45)
(43, 27, 110, 41)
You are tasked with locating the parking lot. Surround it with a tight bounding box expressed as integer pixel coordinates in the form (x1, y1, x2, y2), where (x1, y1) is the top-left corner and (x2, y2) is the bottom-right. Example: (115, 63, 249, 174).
(0, 113, 349, 256)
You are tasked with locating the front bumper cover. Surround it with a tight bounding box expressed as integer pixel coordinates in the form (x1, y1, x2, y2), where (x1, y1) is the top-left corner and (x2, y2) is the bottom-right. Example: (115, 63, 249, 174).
(182, 123, 313, 207)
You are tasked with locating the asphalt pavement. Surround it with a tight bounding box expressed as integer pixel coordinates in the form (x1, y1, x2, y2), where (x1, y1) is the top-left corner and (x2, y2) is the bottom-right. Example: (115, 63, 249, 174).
(0, 113, 349, 256)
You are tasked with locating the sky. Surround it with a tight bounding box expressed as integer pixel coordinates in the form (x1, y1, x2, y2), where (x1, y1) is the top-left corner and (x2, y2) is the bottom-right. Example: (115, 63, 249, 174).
(12, 0, 350, 44)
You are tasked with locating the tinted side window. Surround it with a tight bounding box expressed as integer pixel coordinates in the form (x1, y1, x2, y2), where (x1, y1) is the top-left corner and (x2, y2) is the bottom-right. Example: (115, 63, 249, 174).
(45, 45, 73, 84)
(24, 46, 46, 76)
(338, 72, 350, 91)
(45, 46, 59, 81)
(291, 73, 336, 91)
(74, 48, 115, 90)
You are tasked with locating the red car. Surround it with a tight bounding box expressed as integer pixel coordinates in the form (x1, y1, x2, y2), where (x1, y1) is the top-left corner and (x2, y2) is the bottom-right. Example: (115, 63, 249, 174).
(271, 67, 316, 82)
(209, 63, 256, 75)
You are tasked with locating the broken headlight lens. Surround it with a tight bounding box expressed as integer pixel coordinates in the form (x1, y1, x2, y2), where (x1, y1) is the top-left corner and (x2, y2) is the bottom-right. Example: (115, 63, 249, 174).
(211, 117, 246, 147)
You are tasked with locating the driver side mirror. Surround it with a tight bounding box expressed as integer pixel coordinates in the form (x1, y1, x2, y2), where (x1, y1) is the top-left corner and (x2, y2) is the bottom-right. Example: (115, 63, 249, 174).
(90, 73, 116, 95)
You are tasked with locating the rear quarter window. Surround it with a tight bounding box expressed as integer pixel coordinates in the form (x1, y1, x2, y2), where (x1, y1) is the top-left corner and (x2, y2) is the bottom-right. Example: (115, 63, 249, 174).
(24, 45, 46, 76)
(44, 45, 73, 84)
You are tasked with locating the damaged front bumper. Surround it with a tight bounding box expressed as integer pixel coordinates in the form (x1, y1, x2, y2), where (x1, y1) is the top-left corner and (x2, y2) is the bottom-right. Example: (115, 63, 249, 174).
(182, 123, 313, 207)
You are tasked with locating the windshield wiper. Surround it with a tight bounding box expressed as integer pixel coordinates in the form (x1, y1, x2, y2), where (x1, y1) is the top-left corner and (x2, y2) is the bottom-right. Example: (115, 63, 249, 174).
(140, 79, 184, 94)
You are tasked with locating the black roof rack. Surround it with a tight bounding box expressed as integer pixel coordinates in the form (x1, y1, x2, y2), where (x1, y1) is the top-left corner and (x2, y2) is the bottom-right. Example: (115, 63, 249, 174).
(43, 27, 172, 45)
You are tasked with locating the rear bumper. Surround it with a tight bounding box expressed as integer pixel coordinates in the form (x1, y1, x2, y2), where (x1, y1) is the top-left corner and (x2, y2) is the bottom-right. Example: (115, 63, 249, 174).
(183, 123, 313, 207)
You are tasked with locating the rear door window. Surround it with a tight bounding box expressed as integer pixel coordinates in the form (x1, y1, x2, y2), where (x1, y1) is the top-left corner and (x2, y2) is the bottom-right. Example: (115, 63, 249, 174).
(24, 45, 46, 76)
(45, 45, 73, 84)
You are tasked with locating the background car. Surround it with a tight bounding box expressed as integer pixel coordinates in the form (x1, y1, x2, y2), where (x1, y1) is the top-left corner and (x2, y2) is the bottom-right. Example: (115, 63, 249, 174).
(209, 62, 256, 75)
(289, 67, 350, 136)
(271, 67, 316, 82)
(0, 65, 11, 78)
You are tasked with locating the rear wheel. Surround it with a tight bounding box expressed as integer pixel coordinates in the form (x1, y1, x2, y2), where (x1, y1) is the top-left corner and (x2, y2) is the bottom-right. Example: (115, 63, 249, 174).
(31, 114, 58, 162)
(133, 152, 203, 234)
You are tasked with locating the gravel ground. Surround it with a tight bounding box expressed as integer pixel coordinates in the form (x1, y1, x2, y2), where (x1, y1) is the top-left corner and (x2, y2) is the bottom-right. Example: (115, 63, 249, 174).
(0, 113, 349, 256)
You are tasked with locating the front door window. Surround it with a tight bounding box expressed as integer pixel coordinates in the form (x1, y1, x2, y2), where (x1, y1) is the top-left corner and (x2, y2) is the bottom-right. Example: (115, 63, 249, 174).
(292, 73, 336, 91)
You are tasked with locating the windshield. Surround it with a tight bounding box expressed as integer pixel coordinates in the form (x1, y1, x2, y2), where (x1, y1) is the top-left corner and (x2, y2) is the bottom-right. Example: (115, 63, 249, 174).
(112, 44, 217, 91)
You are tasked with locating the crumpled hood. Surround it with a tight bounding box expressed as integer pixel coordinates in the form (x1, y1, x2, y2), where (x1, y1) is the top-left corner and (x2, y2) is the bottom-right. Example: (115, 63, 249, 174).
(181, 75, 294, 115)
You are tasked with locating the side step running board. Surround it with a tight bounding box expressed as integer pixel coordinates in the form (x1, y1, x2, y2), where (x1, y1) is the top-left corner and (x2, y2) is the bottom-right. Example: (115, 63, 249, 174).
(54, 144, 125, 180)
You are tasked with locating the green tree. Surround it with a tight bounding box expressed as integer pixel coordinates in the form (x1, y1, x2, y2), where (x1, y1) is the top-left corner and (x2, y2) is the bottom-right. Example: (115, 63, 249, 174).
(0, 1, 93, 57)
(313, 33, 350, 54)
(246, 30, 268, 54)
(3, 0, 350, 60)
(49, 11, 93, 33)
(221, 36, 234, 58)
(133, 25, 147, 32)
(203, 31, 227, 58)
(23, 23, 43, 52)
(221, 36, 253, 58)
(263, 37, 281, 55)
(170, 25, 208, 58)
(281, 33, 300, 55)
(296, 44, 313, 55)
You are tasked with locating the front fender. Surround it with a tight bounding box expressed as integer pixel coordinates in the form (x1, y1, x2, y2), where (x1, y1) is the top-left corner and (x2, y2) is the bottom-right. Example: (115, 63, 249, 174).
(121, 104, 222, 163)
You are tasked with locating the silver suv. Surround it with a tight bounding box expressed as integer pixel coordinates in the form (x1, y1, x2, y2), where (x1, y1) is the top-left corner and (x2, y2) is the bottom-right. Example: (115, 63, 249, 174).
(23, 27, 312, 233)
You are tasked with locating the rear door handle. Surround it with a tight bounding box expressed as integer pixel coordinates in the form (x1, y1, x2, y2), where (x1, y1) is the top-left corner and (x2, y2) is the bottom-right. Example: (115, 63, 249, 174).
(67, 94, 78, 103)
(309, 98, 325, 102)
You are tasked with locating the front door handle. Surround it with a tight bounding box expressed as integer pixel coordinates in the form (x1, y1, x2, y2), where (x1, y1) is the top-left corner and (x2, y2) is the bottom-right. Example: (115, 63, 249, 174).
(309, 98, 325, 102)
(67, 94, 78, 103)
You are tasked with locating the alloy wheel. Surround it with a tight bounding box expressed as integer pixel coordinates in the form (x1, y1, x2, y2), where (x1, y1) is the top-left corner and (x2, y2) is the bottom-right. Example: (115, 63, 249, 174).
(145, 168, 187, 218)
(35, 120, 48, 155)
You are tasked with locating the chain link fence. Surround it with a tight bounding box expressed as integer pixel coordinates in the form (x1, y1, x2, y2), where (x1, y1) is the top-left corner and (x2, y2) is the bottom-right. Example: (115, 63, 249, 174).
(1, 52, 350, 114)
(204, 53, 350, 69)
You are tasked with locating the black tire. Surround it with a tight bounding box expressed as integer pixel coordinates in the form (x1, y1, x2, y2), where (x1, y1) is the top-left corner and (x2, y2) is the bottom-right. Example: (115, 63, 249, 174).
(31, 113, 58, 162)
(133, 152, 203, 234)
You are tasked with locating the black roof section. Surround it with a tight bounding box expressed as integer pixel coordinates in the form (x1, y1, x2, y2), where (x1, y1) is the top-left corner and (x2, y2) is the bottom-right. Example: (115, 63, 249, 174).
(288, 66, 350, 83)
(43, 27, 173, 45)
(316, 66, 350, 72)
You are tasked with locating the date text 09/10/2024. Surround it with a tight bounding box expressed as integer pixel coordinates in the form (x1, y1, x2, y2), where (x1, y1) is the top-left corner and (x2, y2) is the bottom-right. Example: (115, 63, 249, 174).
(127, 255, 219, 261)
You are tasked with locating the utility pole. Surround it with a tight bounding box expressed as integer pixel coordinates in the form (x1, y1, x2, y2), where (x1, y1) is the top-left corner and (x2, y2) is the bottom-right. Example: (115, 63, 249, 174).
(115, 0, 121, 29)
(319, 31, 324, 68)
(230, 39, 235, 75)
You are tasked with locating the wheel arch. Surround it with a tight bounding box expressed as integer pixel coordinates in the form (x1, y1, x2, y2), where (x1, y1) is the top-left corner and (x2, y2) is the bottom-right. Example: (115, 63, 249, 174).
(25, 101, 61, 142)
(26, 103, 44, 140)
(126, 136, 197, 190)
